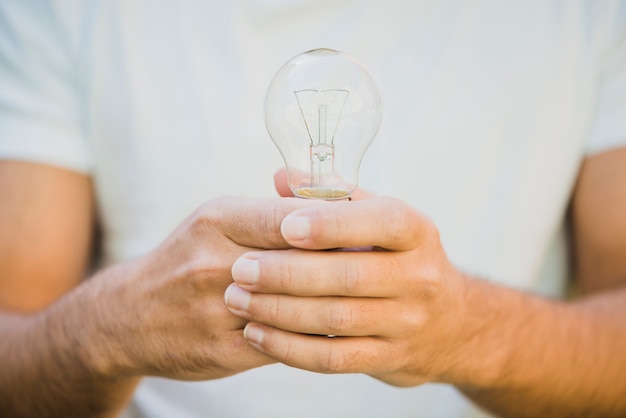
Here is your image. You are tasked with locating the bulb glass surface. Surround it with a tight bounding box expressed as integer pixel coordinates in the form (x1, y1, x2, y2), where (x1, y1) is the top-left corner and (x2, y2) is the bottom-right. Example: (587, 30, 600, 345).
(265, 48, 381, 199)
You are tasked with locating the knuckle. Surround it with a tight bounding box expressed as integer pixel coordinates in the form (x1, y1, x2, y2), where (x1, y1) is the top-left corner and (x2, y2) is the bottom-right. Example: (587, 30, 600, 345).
(319, 346, 349, 373)
(399, 304, 427, 330)
(192, 198, 230, 233)
(379, 197, 439, 248)
(425, 278, 444, 301)
(379, 198, 414, 243)
(326, 302, 354, 333)
(190, 211, 218, 235)
(427, 219, 441, 242)
(277, 252, 297, 289)
(330, 211, 343, 243)
(264, 202, 287, 245)
(179, 256, 225, 291)
(343, 257, 365, 294)
(265, 294, 282, 323)
(402, 266, 444, 304)
(415, 263, 444, 300)
(277, 337, 296, 366)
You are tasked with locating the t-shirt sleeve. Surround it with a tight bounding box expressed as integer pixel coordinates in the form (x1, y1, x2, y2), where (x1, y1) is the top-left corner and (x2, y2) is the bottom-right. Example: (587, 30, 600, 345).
(586, 0, 626, 156)
(0, 1, 91, 173)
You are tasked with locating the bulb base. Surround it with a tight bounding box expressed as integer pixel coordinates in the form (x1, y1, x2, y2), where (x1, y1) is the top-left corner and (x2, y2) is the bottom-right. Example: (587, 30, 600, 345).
(294, 187, 351, 200)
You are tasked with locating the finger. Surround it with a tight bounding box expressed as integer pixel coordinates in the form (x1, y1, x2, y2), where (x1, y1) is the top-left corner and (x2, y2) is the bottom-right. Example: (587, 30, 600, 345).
(225, 284, 407, 336)
(231, 250, 403, 297)
(242, 322, 387, 375)
(273, 168, 378, 201)
(192, 196, 326, 249)
(214, 329, 277, 374)
(273, 169, 293, 197)
(280, 197, 433, 251)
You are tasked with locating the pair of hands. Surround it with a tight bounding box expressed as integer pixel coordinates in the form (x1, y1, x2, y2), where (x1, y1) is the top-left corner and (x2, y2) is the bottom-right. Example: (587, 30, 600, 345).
(97, 173, 473, 388)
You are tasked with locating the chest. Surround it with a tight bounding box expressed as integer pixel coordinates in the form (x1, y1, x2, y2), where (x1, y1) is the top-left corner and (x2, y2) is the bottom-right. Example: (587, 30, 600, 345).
(82, 1, 598, 285)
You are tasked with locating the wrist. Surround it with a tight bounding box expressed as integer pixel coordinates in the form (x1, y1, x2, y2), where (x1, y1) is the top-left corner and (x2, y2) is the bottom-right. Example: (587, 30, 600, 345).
(447, 275, 568, 393)
(47, 262, 141, 381)
(441, 275, 515, 390)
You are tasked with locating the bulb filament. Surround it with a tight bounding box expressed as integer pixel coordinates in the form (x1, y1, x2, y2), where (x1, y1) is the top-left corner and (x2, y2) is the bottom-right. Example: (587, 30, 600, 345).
(294, 89, 349, 195)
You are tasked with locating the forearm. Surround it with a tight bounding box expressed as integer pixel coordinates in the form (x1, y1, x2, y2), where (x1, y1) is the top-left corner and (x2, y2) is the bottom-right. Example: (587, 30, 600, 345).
(0, 270, 140, 418)
(457, 277, 626, 418)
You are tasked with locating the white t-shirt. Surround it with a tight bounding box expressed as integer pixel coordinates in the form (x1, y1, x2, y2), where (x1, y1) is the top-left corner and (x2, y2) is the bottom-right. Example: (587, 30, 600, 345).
(1, 1, 626, 417)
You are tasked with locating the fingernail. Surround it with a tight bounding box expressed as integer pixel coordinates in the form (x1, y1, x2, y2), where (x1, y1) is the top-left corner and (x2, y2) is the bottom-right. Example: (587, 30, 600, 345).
(244, 323, 264, 345)
(224, 284, 251, 311)
(232, 256, 259, 286)
(281, 215, 310, 241)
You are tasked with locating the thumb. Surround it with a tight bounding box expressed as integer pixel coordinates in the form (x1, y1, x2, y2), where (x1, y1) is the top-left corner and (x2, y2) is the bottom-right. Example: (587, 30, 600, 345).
(273, 168, 378, 200)
(273, 169, 293, 197)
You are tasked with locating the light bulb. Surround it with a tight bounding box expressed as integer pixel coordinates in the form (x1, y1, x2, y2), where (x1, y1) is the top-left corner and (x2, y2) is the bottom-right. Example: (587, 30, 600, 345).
(265, 48, 382, 200)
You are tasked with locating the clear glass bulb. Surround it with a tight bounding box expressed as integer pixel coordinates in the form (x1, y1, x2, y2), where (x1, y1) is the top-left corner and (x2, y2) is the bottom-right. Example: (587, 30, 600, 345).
(265, 48, 382, 200)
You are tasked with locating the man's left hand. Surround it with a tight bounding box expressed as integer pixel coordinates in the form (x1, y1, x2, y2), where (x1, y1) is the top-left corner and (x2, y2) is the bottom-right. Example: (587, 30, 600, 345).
(224, 197, 480, 387)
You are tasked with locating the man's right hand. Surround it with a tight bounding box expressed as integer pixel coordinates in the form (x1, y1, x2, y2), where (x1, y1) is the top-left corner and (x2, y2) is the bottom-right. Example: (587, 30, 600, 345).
(0, 160, 320, 416)
(82, 196, 320, 381)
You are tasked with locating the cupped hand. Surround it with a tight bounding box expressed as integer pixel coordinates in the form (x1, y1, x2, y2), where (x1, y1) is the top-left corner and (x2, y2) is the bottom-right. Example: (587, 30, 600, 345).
(225, 197, 474, 387)
(89, 197, 323, 381)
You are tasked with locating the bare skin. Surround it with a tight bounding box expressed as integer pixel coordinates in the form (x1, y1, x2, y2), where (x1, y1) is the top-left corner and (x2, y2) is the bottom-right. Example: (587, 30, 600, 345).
(1, 146, 625, 417)
(0, 161, 318, 417)
(225, 147, 626, 417)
